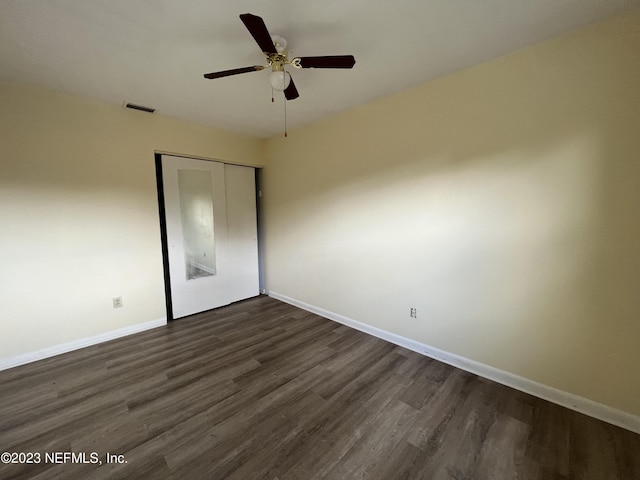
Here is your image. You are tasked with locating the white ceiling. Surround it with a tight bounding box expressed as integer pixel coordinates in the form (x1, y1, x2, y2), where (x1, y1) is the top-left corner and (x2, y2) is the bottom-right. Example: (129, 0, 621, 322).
(1, 1, 637, 138)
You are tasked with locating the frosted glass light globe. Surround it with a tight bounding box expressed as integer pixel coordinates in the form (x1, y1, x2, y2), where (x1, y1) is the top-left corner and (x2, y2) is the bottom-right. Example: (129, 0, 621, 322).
(269, 70, 291, 91)
(271, 35, 287, 54)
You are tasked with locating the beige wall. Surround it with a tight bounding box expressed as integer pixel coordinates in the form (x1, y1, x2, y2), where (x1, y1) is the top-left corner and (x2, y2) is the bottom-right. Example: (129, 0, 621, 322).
(263, 10, 640, 415)
(0, 82, 262, 359)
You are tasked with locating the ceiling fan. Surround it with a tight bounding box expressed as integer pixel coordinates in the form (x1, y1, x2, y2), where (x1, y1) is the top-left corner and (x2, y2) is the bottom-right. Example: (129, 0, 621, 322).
(204, 13, 356, 101)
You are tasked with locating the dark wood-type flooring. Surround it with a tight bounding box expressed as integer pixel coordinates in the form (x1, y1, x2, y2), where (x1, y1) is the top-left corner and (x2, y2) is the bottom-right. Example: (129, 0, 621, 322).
(1, 296, 638, 479)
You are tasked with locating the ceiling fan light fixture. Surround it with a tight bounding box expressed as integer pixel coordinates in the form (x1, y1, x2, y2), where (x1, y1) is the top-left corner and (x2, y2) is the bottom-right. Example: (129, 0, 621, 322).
(271, 35, 287, 54)
(269, 70, 291, 91)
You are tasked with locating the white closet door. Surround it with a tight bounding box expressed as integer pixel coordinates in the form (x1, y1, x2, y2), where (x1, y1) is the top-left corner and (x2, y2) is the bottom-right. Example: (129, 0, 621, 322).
(223, 163, 260, 304)
(162, 155, 259, 318)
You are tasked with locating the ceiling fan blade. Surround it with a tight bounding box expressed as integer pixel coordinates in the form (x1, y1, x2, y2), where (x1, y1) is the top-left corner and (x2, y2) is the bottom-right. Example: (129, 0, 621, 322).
(297, 55, 356, 69)
(284, 78, 299, 100)
(204, 65, 265, 79)
(240, 13, 277, 54)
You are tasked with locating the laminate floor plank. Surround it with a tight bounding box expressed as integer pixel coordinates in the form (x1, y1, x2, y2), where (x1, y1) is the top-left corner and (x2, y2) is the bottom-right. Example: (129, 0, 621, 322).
(472, 414, 530, 479)
(0, 296, 638, 479)
(403, 368, 476, 450)
(171, 389, 325, 480)
(327, 400, 420, 480)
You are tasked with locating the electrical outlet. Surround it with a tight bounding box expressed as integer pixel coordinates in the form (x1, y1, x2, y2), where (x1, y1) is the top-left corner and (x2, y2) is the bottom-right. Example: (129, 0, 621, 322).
(410, 307, 417, 318)
(112, 296, 123, 308)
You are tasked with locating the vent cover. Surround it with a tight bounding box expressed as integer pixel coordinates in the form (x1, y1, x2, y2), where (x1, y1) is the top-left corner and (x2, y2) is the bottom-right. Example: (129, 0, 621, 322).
(124, 102, 156, 114)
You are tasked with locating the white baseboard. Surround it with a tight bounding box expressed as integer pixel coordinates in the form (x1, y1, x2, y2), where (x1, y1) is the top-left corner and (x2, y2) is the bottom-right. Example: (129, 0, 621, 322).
(0, 318, 166, 371)
(269, 291, 640, 434)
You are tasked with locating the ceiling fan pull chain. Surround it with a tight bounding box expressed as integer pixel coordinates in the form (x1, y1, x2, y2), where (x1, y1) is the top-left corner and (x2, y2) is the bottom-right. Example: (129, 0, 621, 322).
(271, 87, 274, 103)
(284, 95, 288, 137)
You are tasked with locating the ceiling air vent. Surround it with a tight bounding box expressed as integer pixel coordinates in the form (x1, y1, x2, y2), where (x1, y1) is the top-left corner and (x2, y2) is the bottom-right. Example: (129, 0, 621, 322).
(124, 102, 156, 114)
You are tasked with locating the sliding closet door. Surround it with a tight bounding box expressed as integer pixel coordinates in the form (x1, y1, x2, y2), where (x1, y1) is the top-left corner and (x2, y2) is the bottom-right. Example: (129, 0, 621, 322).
(223, 163, 260, 303)
(161, 155, 259, 319)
